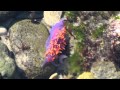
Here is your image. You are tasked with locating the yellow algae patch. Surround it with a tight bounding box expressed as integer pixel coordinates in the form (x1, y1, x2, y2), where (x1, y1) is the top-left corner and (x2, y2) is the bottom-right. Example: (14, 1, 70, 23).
(77, 72, 95, 79)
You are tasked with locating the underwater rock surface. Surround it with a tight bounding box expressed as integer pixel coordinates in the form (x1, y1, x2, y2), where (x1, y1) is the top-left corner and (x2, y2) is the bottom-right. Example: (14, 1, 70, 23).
(91, 60, 120, 79)
(43, 11, 63, 26)
(9, 19, 57, 78)
(0, 41, 16, 79)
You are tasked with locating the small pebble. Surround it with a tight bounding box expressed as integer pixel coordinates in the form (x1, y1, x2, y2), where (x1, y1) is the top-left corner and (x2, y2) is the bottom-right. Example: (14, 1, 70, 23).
(49, 73, 58, 79)
(0, 27, 7, 36)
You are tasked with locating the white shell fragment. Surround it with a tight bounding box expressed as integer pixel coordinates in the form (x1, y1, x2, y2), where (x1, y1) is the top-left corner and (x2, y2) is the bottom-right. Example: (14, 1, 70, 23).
(0, 27, 7, 36)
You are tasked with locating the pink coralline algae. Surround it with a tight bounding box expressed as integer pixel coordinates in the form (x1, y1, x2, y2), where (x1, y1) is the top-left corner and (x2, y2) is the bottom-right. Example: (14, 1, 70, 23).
(42, 19, 67, 67)
(108, 19, 120, 47)
(108, 19, 120, 37)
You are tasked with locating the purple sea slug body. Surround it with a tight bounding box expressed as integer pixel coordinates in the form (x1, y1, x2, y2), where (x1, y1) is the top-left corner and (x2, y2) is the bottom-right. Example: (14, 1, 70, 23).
(41, 18, 68, 68)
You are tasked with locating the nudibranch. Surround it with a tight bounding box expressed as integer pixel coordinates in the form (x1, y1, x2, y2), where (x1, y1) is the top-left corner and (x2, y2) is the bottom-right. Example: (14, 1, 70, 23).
(41, 18, 67, 67)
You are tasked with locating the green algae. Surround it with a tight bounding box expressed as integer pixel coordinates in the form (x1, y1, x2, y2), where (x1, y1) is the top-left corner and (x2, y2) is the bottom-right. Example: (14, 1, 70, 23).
(91, 25, 105, 40)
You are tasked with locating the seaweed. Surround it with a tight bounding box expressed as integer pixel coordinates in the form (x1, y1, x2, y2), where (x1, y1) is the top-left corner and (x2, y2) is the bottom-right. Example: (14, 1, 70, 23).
(92, 25, 105, 39)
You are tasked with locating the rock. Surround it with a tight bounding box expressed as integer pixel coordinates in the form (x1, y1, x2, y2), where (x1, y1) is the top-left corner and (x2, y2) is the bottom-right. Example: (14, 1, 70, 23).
(0, 11, 19, 23)
(77, 72, 95, 79)
(9, 19, 57, 79)
(43, 11, 63, 26)
(0, 27, 12, 52)
(0, 27, 7, 36)
(0, 42, 16, 79)
(0, 35, 12, 52)
(91, 60, 120, 79)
